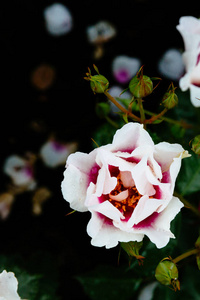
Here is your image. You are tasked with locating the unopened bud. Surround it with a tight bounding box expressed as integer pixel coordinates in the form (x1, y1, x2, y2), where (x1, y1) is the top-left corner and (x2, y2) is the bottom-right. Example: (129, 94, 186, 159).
(162, 82, 178, 109)
(84, 65, 109, 93)
(191, 135, 200, 155)
(90, 74, 109, 93)
(155, 258, 180, 291)
(129, 67, 153, 98)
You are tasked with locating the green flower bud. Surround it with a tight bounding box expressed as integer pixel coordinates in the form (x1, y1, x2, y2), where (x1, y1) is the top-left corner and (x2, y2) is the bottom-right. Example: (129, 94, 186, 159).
(162, 83, 178, 109)
(162, 92, 178, 109)
(191, 135, 200, 155)
(90, 74, 109, 93)
(129, 67, 153, 98)
(84, 65, 109, 94)
(155, 259, 180, 291)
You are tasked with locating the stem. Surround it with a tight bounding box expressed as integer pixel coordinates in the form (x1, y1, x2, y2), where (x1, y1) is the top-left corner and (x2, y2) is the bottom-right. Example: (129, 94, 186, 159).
(104, 90, 141, 123)
(173, 248, 200, 264)
(137, 98, 146, 124)
(144, 109, 193, 129)
(174, 191, 200, 218)
(145, 108, 168, 124)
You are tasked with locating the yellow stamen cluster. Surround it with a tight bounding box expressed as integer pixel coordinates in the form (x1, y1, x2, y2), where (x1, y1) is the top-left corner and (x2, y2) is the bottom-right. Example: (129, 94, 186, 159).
(109, 175, 142, 212)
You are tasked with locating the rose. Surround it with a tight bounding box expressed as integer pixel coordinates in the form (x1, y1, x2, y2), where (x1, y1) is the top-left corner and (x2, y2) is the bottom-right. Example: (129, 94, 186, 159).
(3, 155, 36, 190)
(40, 139, 78, 168)
(176, 16, 200, 107)
(61, 123, 189, 249)
(0, 270, 22, 300)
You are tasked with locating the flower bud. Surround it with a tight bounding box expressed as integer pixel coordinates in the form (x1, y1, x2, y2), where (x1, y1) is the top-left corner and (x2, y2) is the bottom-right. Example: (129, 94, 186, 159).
(191, 135, 200, 155)
(90, 74, 109, 93)
(85, 65, 109, 94)
(155, 259, 180, 291)
(162, 92, 178, 109)
(129, 67, 153, 98)
(162, 87, 178, 109)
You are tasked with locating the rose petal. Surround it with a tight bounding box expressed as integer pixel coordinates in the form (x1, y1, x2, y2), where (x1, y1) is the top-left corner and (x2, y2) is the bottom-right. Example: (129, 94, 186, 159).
(111, 123, 154, 153)
(87, 210, 144, 249)
(0, 270, 21, 299)
(109, 189, 129, 201)
(154, 142, 185, 173)
(190, 84, 200, 107)
(127, 196, 165, 227)
(136, 196, 184, 248)
(131, 156, 156, 195)
(61, 165, 88, 212)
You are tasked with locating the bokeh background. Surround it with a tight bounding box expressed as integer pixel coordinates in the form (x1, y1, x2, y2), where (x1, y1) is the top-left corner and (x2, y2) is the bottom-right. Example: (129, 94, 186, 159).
(1, 1, 199, 299)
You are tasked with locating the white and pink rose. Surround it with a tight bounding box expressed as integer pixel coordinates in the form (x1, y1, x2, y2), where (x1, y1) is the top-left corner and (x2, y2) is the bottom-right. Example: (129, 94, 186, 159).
(61, 123, 189, 249)
(176, 16, 200, 106)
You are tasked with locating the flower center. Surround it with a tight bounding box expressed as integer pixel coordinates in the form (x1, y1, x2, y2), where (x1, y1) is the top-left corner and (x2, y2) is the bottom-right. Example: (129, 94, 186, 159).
(108, 174, 142, 212)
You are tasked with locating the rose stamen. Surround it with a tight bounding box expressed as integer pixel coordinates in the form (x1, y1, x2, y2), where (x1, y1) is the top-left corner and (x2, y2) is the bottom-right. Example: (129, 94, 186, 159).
(109, 174, 142, 212)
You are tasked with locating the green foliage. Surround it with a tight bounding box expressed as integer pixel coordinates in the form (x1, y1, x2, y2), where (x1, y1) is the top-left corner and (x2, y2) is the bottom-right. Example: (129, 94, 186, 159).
(95, 102, 110, 118)
(0, 253, 60, 300)
(76, 265, 142, 300)
(92, 120, 124, 147)
(176, 151, 200, 196)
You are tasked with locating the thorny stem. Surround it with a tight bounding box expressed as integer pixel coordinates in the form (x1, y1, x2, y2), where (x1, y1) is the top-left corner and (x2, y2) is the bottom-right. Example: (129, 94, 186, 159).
(173, 248, 200, 264)
(104, 90, 141, 123)
(174, 191, 200, 218)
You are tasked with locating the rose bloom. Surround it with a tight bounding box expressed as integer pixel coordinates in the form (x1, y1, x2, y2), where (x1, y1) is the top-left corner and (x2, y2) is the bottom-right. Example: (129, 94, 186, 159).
(61, 123, 189, 249)
(176, 16, 200, 107)
(3, 155, 36, 190)
(0, 270, 22, 300)
(43, 3, 73, 36)
(40, 139, 78, 168)
(157, 48, 185, 81)
(112, 55, 142, 84)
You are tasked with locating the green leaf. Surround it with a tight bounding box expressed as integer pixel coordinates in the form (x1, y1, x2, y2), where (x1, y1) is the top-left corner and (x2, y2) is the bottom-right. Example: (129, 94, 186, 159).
(76, 265, 142, 300)
(176, 152, 200, 196)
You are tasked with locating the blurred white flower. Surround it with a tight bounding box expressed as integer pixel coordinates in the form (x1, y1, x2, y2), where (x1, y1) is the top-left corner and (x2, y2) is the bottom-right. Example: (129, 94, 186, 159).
(3, 155, 36, 190)
(43, 3, 73, 36)
(108, 86, 132, 114)
(176, 16, 200, 106)
(157, 48, 185, 80)
(40, 139, 78, 168)
(112, 55, 142, 84)
(137, 282, 158, 300)
(86, 21, 116, 44)
(0, 270, 22, 300)
(86, 21, 117, 59)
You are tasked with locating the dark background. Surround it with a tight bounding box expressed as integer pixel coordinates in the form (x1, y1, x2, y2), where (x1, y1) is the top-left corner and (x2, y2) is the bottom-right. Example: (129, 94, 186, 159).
(0, 1, 200, 299)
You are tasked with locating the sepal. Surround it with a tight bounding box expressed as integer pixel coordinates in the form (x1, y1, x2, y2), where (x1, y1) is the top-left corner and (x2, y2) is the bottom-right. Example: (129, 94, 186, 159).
(121, 241, 144, 265)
